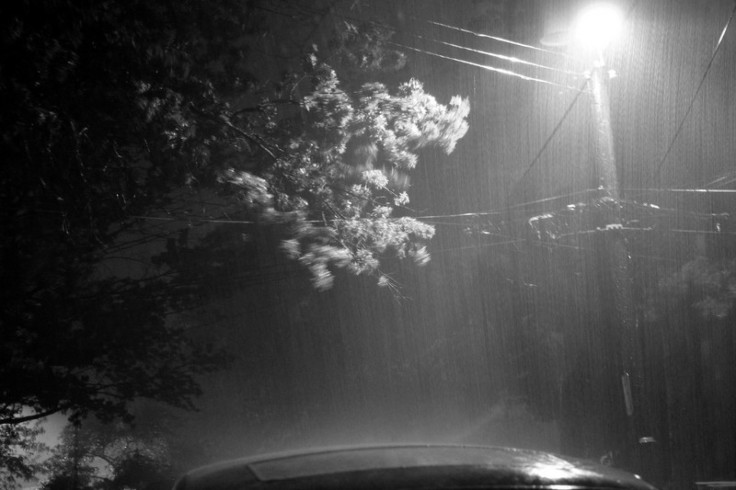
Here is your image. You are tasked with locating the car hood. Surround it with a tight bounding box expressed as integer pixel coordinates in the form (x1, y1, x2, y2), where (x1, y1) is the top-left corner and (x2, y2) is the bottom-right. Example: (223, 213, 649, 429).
(174, 444, 657, 490)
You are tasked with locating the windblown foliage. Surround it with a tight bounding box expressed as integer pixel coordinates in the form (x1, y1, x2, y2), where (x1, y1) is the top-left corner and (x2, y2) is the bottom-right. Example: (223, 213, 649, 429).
(249, 64, 470, 288)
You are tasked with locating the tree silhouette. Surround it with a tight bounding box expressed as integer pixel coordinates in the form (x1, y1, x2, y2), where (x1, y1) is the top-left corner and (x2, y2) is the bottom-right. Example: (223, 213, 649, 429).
(1, 0, 469, 481)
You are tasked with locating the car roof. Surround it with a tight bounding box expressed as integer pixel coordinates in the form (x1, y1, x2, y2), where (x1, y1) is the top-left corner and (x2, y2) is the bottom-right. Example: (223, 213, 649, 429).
(174, 444, 657, 490)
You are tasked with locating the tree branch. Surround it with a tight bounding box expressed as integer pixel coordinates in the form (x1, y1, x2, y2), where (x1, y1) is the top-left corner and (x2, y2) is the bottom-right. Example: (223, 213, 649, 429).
(0, 407, 63, 425)
(231, 99, 299, 116)
(188, 105, 279, 161)
(222, 118, 279, 161)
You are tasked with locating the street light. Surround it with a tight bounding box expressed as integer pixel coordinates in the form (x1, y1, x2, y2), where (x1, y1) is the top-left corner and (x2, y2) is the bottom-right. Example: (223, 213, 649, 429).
(540, 2, 625, 196)
(572, 2, 624, 56)
(541, 2, 624, 53)
(569, 2, 625, 198)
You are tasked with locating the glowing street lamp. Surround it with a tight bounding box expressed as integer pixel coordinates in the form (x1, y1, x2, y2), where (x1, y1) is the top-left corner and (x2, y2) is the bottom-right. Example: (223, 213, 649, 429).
(539, 1, 627, 205)
(573, 2, 625, 198)
(572, 2, 624, 58)
(541, 2, 624, 54)
(541, 2, 625, 196)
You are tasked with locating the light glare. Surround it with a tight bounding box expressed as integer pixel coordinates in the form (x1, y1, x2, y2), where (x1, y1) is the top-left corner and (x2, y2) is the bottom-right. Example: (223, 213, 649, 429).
(573, 3, 623, 50)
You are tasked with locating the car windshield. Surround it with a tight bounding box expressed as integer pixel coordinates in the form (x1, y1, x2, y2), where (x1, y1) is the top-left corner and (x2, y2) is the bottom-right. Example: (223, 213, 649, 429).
(3, 2, 735, 490)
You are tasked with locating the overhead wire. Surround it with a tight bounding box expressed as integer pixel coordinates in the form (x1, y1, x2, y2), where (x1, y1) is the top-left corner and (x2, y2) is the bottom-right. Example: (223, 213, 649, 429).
(508, 188, 600, 209)
(391, 42, 582, 92)
(108, 207, 728, 296)
(416, 35, 582, 76)
(509, 78, 590, 195)
(421, 18, 574, 59)
(123, 184, 733, 230)
(704, 173, 736, 188)
(625, 188, 736, 195)
(653, 0, 736, 181)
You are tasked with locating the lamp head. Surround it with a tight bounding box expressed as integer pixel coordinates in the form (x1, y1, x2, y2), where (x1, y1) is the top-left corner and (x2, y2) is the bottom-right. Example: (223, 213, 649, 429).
(572, 2, 624, 51)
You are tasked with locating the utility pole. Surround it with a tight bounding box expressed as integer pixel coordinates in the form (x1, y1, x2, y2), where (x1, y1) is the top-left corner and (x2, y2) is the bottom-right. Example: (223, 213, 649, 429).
(589, 61, 620, 200)
(541, 3, 653, 475)
(588, 56, 648, 475)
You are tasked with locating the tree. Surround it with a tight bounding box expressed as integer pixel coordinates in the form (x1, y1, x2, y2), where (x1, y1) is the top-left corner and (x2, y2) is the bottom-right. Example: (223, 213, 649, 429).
(217, 65, 469, 289)
(0, 421, 46, 489)
(1, 0, 253, 430)
(659, 257, 736, 319)
(1, 0, 469, 481)
(41, 425, 97, 490)
(43, 405, 179, 490)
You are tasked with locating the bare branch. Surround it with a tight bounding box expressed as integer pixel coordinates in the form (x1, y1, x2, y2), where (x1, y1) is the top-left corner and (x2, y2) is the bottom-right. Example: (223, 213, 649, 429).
(0, 407, 63, 425)
(188, 105, 279, 161)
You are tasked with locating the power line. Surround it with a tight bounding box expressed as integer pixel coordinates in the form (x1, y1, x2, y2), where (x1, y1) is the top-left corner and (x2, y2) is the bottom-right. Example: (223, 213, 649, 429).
(422, 18, 574, 59)
(123, 184, 734, 230)
(126, 215, 256, 225)
(653, 0, 736, 180)
(510, 78, 590, 195)
(417, 36, 582, 76)
(704, 171, 736, 188)
(508, 188, 599, 210)
(626, 188, 736, 194)
(391, 42, 583, 91)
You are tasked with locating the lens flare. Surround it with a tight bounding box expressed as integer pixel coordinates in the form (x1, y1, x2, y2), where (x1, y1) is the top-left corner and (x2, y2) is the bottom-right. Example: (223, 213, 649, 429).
(573, 3, 624, 50)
